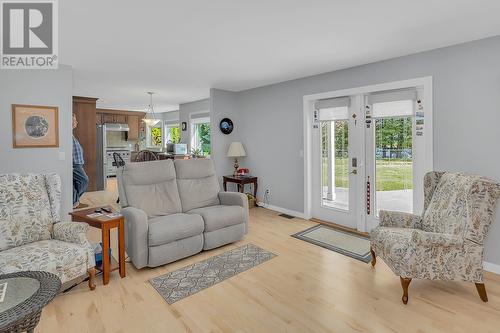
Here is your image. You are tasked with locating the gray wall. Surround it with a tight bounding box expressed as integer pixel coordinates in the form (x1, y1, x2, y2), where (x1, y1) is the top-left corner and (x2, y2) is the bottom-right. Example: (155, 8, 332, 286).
(0, 65, 74, 217)
(178, 99, 210, 149)
(210, 36, 500, 264)
(161, 110, 180, 123)
(210, 89, 242, 190)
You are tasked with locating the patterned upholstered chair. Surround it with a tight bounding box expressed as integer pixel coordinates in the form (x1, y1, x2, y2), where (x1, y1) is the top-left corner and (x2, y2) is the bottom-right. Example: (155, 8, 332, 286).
(370, 172, 500, 304)
(0, 174, 96, 290)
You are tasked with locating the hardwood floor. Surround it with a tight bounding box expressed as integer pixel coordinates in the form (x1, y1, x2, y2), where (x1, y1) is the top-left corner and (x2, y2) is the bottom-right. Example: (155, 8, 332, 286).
(41, 180, 500, 333)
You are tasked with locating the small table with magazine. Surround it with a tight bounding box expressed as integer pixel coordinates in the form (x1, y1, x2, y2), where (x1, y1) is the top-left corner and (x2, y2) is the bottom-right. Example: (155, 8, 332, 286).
(70, 207, 126, 285)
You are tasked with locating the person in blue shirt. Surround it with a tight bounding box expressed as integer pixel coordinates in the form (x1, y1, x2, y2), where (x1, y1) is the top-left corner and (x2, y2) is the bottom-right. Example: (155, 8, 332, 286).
(73, 113, 89, 208)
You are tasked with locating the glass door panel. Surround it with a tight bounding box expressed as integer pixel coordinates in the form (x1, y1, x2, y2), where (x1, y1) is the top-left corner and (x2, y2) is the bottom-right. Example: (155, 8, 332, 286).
(311, 97, 359, 230)
(321, 119, 349, 210)
(374, 117, 413, 214)
(365, 93, 417, 230)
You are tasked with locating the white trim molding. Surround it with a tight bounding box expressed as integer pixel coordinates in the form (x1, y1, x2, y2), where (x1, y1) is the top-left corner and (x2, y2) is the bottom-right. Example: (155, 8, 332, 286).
(257, 202, 306, 219)
(483, 261, 500, 275)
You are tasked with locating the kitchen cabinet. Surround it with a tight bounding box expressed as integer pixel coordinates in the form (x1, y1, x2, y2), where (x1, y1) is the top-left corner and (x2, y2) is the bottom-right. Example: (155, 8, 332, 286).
(73, 96, 99, 191)
(114, 114, 127, 123)
(127, 115, 140, 140)
(97, 109, 146, 142)
(102, 114, 114, 123)
(102, 114, 126, 123)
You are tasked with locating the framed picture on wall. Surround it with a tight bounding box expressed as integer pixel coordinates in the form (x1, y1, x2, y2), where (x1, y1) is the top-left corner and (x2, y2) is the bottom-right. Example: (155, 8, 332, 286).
(12, 104, 59, 148)
(181, 121, 187, 131)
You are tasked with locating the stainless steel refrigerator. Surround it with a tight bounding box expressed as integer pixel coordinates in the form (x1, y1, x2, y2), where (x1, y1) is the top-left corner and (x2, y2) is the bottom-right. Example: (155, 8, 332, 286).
(96, 124, 107, 190)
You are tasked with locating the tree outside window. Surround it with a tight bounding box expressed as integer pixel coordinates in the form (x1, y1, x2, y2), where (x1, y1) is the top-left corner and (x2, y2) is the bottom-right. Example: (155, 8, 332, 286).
(147, 122, 163, 148)
(165, 126, 180, 144)
(150, 127, 162, 146)
(197, 123, 211, 155)
(191, 117, 211, 156)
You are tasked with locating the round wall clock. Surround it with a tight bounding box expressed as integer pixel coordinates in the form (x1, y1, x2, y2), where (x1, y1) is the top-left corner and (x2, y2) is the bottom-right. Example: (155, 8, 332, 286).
(219, 118, 234, 135)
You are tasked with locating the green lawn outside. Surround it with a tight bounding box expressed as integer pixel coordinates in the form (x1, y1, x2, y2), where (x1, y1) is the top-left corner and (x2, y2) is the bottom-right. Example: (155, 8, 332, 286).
(322, 158, 413, 191)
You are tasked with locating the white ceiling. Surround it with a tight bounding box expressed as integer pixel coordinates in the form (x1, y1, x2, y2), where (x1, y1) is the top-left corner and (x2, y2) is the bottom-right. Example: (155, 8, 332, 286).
(61, 0, 500, 112)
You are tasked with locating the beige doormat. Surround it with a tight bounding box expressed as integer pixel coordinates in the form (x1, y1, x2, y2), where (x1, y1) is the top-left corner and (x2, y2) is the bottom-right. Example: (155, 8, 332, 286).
(292, 225, 371, 263)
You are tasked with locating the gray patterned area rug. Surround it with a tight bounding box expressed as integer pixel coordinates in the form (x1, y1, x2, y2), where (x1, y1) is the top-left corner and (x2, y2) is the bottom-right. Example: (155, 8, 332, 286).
(150, 243, 276, 304)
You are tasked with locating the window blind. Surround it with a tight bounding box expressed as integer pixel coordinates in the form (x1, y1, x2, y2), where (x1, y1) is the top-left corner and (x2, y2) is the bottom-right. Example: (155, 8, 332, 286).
(369, 89, 417, 118)
(165, 120, 179, 126)
(317, 96, 350, 121)
(190, 112, 210, 119)
(367, 89, 417, 105)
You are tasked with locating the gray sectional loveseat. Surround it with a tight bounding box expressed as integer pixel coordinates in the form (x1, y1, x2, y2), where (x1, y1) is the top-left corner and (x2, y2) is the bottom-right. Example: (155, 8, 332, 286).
(116, 159, 248, 269)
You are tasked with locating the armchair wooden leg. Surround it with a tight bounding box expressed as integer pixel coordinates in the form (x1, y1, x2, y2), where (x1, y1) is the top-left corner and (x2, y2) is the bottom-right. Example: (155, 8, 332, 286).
(400, 277, 412, 305)
(370, 246, 376, 267)
(475, 283, 488, 302)
(88, 268, 96, 291)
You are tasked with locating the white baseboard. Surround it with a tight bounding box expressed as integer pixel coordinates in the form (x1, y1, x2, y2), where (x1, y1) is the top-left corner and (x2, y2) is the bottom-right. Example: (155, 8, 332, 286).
(257, 202, 306, 219)
(257, 202, 500, 275)
(483, 261, 500, 275)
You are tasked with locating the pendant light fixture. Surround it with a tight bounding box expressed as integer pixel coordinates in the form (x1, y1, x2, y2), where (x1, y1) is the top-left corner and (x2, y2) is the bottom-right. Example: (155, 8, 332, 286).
(142, 91, 160, 126)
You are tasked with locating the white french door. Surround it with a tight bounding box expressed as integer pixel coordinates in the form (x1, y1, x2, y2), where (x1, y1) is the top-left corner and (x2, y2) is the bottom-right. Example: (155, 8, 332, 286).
(364, 88, 427, 230)
(311, 96, 362, 229)
(309, 79, 432, 232)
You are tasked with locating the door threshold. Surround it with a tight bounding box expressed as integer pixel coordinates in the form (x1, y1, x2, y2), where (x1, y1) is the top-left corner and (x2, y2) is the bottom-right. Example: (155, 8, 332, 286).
(310, 218, 369, 238)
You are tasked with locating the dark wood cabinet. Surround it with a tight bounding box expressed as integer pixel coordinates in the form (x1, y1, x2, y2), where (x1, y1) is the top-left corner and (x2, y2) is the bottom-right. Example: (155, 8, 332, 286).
(73, 96, 99, 191)
(96, 113, 103, 125)
(102, 114, 114, 123)
(127, 115, 140, 140)
(100, 113, 127, 123)
(114, 114, 127, 123)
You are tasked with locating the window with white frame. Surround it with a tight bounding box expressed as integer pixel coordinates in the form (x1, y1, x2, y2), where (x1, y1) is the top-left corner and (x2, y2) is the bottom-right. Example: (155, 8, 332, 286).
(190, 113, 211, 156)
(164, 122, 181, 145)
(146, 121, 163, 148)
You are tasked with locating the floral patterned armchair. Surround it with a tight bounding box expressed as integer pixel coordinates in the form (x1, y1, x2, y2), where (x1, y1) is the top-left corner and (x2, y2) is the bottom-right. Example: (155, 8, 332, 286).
(370, 171, 500, 304)
(0, 174, 96, 290)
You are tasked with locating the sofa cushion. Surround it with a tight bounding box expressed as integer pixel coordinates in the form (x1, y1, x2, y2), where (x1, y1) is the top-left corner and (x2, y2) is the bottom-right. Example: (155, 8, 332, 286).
(174, 159, 220, 212)
(120, 160, 182, 217)
(188, 205, 245, 232)
(0, 174, 53, 251)
(422, 172, 477, 235)
(148, 213, 204, 246)
(0, 239, 89, 284)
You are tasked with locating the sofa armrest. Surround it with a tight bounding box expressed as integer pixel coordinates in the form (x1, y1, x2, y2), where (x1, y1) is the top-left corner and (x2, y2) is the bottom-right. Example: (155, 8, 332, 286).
(53, 222, 89, 245)
(219, 192, 249, 234)
(411, 230, 463, 247)
(379, 210, 422, 229)
(219, 191, 248, 209)
(53, 221, 96, 268)
(121, 207, 149, 269)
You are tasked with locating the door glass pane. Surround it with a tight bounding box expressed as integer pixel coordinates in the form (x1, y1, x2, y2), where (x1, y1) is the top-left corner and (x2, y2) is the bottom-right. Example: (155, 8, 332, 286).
(374, 117, 413, 214)
(321, 119, 349, 210)
(191, 122, 211, 156)
(165, 125, 180, 144)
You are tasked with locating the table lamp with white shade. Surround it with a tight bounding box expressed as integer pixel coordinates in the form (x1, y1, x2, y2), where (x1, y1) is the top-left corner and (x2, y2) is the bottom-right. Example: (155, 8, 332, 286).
(227, 142, 246, 176)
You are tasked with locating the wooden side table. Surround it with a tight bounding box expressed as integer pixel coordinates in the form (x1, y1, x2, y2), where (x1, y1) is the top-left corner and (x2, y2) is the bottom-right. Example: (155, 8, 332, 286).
(69, 207, 126, 285)
(223, 175, 258, 199)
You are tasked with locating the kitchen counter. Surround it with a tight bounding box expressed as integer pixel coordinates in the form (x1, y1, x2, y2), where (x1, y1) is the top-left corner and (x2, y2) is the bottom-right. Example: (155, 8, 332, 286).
(130, 151, 190, 162)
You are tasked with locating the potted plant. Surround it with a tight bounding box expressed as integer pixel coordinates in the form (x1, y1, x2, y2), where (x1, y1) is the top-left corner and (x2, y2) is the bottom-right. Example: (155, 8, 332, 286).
(246, 193, 256, 208)
(191, 148, 204, 159)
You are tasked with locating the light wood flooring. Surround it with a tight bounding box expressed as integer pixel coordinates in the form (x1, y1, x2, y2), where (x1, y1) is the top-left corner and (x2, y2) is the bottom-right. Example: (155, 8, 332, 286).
(37, 179, 500, 333)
